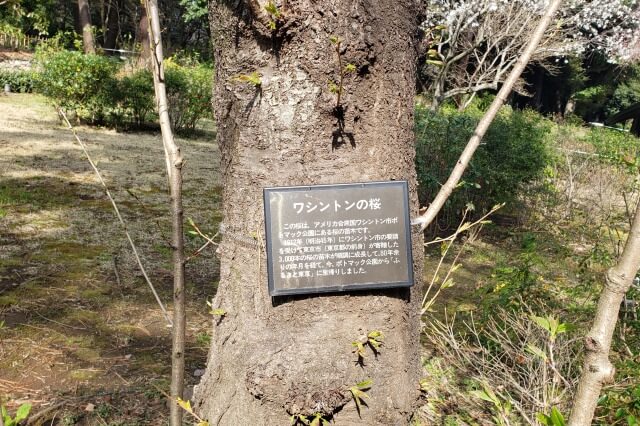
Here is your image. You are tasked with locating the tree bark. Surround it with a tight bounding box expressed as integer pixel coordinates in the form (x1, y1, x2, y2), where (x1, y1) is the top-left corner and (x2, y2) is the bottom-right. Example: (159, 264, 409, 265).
(144, 0, 186, 424)
(569, 199, 640, 425)
(103, 0, 119, 53)
(193, 1, 424, 424)
(136, 5, 151, 68)
(78, 0, 96, 54)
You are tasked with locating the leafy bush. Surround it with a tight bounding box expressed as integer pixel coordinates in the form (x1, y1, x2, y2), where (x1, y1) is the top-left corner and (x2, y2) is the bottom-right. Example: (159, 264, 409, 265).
(574, 85, 611, 122)
(0, 23, 24, 39)
(415, 103, 552, 228)
(116, 60, 212, 132)
(422, 303, 578, 425)
(119, 69, 155, 126)
(597, 369, 640, 425)
(0, 69, 38, 93)
(586, 127, 640, 173)
(164, 58, 213, 132)
(35, 50, 120, 120)
(34, 31, 83, 56)
(33, 48, 212, 131)
(606, 80, 640, 118)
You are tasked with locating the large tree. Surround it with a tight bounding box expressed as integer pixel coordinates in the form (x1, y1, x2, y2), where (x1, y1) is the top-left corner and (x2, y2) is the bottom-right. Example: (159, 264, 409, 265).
(102, 0, 120, 52)
(193, 1, 424, 424)
(421, 0, 640, 110)
(135, 4, 151, 66)
(77, 0, 95, 53)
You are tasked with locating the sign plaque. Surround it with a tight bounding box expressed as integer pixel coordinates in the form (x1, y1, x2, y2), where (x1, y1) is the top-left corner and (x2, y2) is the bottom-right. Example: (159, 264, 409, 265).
(263, 181, 414, 296)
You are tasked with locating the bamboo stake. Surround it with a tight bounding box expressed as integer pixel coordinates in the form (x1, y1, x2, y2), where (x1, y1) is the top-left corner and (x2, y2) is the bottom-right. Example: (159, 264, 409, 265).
(59, 109, 172, 326)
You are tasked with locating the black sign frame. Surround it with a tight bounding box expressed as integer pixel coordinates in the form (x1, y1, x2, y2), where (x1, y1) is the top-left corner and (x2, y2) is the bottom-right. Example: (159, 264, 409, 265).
(263, 181, 414, 296)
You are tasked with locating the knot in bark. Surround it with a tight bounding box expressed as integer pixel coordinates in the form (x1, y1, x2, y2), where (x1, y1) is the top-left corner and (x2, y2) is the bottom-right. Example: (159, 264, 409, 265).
(584, 336, 601, 352)
(586, 358, 616, 383)
(605, 268, 631, 295)
(246, 370, 350, 417)
(285, 386, 350, 417)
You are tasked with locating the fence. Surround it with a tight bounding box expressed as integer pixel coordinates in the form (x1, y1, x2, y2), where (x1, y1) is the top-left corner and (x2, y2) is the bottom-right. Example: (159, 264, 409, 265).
(0, 33, 45, 51)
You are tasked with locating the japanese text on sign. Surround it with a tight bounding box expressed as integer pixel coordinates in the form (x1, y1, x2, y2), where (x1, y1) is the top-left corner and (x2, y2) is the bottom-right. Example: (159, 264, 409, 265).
(293, 198, 382, 214)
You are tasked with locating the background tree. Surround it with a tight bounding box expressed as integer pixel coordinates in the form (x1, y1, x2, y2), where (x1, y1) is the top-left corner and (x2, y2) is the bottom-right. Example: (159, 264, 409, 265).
(135, 4, 150, 65)
(0, 0, 72, 36)
(0, 0, 210, 58)
(192, 1, 424, 424)
(77, 0, 95, 53)
(412, 0, 562, 232)
(101, 0, 121, 52)
(421, 0, 640, 110)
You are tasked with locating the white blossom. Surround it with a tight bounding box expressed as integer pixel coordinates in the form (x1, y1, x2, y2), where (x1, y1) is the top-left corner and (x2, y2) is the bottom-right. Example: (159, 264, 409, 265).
(424, 0, 640, 62)
(422, 0, 640, 108)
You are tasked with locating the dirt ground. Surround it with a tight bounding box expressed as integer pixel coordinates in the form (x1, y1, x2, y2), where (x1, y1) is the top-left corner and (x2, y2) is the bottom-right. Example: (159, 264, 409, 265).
(0, 48, 33, 62)
(0, 93, 221, 425)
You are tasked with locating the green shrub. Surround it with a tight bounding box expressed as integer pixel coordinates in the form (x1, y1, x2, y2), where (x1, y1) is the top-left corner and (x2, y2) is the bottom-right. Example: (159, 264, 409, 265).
(0, 23, 24, 39)
(604, 64, 640, 118)
(119, 69, 155, 126)
(0, 69, 38, 93)
(605, 80, 640, 118)
(164, 58, 213, 132)
(574, 85, 611, 121)
(415, 103, 552, 227)
(35, 50, 120, 120)
(586, 127, 640, 173)
(484, 233, 551, 309)
(34, 31, 82, 55)
(33, 48, 211, 131)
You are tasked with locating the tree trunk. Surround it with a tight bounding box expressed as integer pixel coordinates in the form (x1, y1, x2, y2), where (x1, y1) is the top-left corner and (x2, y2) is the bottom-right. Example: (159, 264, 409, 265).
(143, 1, 186, 424)
(136, 5, 151, 68)
(103, 0, 119, 53)
(569, 199, 640, 425)
(78, 0, 96, 54)
(431, 73, 445, 111)
(564, 97, 576, 116)
(193, 1, 424, 424)
(533, 67, 544, 111)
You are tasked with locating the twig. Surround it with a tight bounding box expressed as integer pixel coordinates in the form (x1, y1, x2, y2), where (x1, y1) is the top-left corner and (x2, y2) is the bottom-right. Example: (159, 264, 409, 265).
(25, 401, 68, 425)
(144, 1, 187, 423)
(26, 389, 143, 425)
(185, 219, 220, 262)
(33, 311, 86, 330)
(57, 108, 172, 327)
(421, 204, 501, 312)
(0, 378, 36, 393)
(17, 322, 68, 337)
(114, 370, 130, 385)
